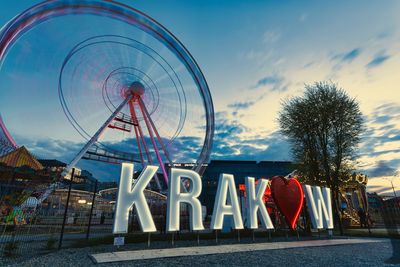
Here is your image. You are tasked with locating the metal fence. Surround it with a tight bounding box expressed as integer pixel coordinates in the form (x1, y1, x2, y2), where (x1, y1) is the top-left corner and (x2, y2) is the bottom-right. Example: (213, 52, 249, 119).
(0, 180, 399, 264)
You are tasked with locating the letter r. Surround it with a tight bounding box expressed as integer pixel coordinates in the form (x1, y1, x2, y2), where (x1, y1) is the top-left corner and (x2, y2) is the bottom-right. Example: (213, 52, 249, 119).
(167, 168, 205, 231)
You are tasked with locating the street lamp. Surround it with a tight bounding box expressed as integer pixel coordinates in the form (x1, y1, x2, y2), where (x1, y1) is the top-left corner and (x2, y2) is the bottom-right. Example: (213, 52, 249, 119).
(383, 177, 398, 199)
(383, 176, 399, 216)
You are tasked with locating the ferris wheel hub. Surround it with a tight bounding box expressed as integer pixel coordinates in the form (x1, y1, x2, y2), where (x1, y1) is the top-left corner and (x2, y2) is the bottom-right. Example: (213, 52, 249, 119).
(125, 81, 145, 97)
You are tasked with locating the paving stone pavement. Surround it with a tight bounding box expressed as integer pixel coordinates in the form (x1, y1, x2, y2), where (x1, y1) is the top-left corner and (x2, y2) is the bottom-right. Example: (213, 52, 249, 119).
(1, 237, 399, 266)
(91, 238, 385, 263)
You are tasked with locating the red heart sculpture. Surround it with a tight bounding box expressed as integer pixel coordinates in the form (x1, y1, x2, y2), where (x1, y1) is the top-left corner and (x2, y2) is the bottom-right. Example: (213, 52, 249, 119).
(270, 176, 304, 230)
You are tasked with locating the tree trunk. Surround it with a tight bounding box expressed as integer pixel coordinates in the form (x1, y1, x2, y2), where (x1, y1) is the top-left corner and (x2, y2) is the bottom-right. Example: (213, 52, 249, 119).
(332, 187, 344, 235)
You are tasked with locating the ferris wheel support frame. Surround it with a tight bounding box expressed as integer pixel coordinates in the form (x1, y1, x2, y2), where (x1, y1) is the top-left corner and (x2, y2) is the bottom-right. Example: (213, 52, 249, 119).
(137, 98, 169, 186)
(61, 91, 173, 192)
(61, 95, 132, 177)
(128, 99, 162, 191)
(138, 98, 172, 164)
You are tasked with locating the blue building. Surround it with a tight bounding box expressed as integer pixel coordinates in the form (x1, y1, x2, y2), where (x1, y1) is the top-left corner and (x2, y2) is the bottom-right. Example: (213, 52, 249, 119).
(166, 160, 295, 215)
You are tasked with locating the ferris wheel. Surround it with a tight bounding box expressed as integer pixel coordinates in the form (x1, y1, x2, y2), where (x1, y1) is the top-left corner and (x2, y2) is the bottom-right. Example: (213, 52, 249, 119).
(0, 1, 214, 191)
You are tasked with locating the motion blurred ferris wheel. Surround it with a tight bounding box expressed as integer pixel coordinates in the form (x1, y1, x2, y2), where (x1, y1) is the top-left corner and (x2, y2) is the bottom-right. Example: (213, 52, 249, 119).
(0, 1, 214, 190)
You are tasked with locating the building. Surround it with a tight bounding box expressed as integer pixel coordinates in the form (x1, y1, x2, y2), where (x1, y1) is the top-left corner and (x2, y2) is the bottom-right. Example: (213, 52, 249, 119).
(40, 189, 114, 225)
(38, 159, 81, 181)
(38, 159, 66, 173)
(71, 170, 97, 192)
(200, 160, 295, 215)
(0, 146, 43, 171)
(98, 181, 118, 191)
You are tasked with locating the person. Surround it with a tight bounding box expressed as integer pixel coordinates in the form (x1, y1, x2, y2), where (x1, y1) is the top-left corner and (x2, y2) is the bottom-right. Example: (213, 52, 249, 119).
(357, 208, 366, 228)
(100, 212, 105, 225)
(340, 201, 347, 216)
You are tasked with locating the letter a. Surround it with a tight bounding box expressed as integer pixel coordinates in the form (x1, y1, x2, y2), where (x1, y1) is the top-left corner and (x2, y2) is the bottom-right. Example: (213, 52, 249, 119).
(210, 173, 243, 230)
(113, 163, 158, 234)
(245, 177, 274, 229)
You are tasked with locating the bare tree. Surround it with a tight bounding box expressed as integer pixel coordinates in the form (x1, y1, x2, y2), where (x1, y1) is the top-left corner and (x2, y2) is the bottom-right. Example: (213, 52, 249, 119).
(278, 81, 364, 234)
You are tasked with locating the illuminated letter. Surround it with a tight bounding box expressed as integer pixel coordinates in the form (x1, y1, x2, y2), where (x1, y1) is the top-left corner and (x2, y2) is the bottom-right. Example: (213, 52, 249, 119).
(245, 177, 274, 229)
(303, 185, 334, 229)
(166, 168, 204, 231)
(210, 173, 243, 230)
(113, 163, 158, 234)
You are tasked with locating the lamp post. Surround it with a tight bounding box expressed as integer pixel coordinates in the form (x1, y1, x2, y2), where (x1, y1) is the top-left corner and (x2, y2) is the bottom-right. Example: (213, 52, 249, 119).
(58, 168, 75, 250)
(383, 177, 399, 220)
(86, 179, 98, 239)
(383, 177, 398, 199)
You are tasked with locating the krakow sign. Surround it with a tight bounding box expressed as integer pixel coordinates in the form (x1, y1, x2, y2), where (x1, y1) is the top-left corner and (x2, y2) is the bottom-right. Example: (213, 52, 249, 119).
(113, 163, 334, 234)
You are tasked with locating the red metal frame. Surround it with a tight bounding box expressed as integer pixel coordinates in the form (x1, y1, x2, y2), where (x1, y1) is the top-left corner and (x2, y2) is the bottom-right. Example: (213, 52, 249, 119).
(128, 98, 162, 190)
(138, 97, 169, 186)
(138, 98, 172, 163)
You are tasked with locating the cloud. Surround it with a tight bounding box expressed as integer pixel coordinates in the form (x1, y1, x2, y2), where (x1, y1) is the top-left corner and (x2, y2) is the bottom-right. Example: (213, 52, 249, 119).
(342, 48, 362, 62)
(357, 103, 400, 178)
(299, 13, 308, 22)
(227, 94, 266, 115)
(13, 135, 83, 161)
(227, 100, 256, 111)
(263, 30, 281, 44)
(331, 48, 362, 63)
(252, 74, 289, 93)
(256, 75, 283, 86)
(210, 113, 291, 161)
(365, 160, 397, 177)
(366, 53, 390, 68)
(12, 111, 293, 181)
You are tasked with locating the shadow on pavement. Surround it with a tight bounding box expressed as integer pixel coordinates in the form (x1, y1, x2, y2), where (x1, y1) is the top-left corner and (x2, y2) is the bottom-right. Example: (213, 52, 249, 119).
(382, 207, 400, 264)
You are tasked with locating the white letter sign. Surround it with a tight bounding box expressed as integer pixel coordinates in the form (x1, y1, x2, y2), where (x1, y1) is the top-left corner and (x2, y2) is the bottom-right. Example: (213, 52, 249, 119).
(167, 168, 205, 231)
(113, 163, 158, 234)
(245, 177, 274, 229)
(210, 173, 243, 230)
(303, 185, 334, 229)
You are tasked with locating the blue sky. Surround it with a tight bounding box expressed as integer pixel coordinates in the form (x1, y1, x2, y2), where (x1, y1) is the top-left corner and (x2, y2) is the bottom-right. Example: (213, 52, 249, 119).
(0, 1, 400, 196)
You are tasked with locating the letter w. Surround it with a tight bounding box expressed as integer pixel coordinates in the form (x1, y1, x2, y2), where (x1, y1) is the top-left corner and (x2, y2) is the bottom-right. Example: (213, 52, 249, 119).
(303, 185, 334, 229)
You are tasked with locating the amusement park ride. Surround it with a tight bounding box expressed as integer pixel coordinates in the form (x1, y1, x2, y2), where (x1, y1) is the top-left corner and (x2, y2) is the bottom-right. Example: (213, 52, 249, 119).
(0, 1, 215, 196)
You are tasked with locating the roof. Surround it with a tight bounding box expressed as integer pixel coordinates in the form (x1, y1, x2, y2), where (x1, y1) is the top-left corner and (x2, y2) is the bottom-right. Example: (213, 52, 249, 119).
(203, 160, 295, 183)
(209, 160, 292, 165)
(0, 146, 43, 170)
(38, 159, 67, 168)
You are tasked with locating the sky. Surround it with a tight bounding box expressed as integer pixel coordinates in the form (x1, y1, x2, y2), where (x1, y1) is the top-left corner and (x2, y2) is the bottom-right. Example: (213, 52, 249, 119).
(0, 0, 400, 197)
